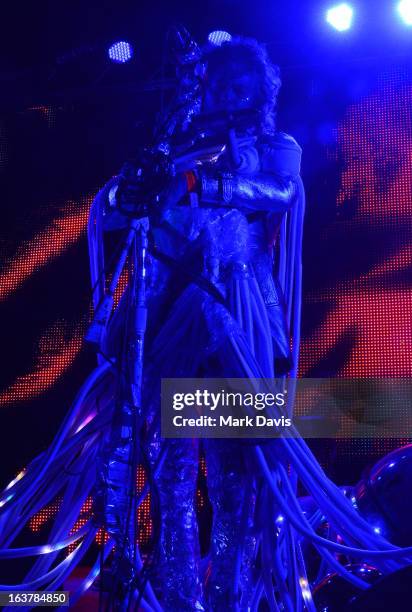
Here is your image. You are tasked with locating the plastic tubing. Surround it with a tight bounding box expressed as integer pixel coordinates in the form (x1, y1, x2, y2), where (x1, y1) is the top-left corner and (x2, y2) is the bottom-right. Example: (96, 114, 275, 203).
(255, 446, 412, 559)
(0, 360, 113, 514)
(0, 530, 95, 592)
(0, 523, 90, 560)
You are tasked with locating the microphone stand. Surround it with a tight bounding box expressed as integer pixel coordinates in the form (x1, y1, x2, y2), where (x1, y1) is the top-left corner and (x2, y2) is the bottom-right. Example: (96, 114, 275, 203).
(88, 216, 151, 611)
(86, 25, 204, 609)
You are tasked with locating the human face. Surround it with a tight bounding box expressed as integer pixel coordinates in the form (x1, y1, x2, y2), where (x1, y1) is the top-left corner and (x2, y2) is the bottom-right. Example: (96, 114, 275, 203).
(202, 61, 261, 114)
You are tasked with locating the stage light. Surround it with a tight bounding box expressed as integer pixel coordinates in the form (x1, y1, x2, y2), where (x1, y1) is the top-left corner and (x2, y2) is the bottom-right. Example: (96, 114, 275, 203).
(207, 30, 232, 46)
(326, 3, 354, 31)
(0, 494, 14, 509)
(397, 0, 412, 25)
(108, 41, 133, 64)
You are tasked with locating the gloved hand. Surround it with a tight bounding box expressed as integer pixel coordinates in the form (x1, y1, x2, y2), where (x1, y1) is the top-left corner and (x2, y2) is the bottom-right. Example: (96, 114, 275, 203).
(115, 148, 175, 219)
(159, 173, 191, 209)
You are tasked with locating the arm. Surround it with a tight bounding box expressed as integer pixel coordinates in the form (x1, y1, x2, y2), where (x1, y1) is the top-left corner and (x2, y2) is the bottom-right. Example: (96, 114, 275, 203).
(196, 168, 297, 213)
(188, 131, 302, 213)
(101, 132, 301, 224)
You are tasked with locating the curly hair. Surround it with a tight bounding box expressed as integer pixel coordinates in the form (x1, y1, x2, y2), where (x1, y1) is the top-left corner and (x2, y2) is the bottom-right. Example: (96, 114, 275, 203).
(203, 37, 282, 135)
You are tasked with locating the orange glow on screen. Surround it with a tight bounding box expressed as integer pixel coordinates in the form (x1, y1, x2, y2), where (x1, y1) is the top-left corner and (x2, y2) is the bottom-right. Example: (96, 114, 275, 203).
(29, 467, 153, 549)
(0, 322, 83, 406)
(300, 71, 412, 377)
(0, 198, 92, 302)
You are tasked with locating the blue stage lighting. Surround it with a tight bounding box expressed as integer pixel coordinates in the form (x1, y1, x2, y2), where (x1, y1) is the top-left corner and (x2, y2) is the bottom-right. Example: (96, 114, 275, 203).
(397, 0, 412, 25)
(108, 41, 133, 64)
(326, 3, 354, 31)
(207, 30, 232, 46)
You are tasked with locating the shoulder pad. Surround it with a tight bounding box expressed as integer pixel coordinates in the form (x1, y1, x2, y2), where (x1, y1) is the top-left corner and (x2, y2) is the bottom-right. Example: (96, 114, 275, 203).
(259, 131, 301, 149)
(258, 132, 302, 176)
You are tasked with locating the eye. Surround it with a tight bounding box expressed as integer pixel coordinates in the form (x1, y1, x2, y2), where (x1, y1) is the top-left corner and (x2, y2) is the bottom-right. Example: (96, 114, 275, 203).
(233, 84, 250, 97)
(233, 87, 251, 104)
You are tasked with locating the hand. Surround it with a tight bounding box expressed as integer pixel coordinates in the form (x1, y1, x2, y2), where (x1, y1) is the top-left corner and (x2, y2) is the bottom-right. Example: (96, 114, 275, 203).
(227, 128, 241, 169)
(115, 175, 149, 219)
(115, 149, 174, 218)
(159, 173, 190, 210)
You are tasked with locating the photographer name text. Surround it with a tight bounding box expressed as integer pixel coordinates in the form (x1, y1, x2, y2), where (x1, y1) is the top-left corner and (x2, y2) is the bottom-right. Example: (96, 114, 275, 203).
(172, 414, 292, 428)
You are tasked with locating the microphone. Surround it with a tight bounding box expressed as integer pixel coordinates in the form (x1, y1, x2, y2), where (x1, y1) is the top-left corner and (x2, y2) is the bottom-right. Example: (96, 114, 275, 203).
(191, 108, 262, 134)
(167, 24, 202, 66)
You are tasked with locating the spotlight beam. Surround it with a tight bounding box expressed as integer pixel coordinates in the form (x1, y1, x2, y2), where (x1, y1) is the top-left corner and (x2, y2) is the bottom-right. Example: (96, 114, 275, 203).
(326, 3, 354, 32)
(397, 0, 412, 25)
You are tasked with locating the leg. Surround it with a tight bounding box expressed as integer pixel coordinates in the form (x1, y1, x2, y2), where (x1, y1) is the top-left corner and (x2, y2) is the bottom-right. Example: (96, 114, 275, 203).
(150, 437, 203, 611)
(204, 439, 256, 610)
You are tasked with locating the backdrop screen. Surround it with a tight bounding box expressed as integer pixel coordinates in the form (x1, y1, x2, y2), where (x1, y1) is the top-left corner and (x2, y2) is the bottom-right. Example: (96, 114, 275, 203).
(0, 62, 411, 543)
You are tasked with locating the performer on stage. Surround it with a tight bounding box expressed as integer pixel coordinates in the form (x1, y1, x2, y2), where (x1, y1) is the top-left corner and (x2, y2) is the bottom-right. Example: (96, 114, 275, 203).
(99, 36, 301, 609)
(1, 33, 412, 612)
(123, 37, 301, 610)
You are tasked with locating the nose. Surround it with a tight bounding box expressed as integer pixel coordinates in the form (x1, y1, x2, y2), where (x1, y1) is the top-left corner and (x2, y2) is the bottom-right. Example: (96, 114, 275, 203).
(220, 87, 239, 108)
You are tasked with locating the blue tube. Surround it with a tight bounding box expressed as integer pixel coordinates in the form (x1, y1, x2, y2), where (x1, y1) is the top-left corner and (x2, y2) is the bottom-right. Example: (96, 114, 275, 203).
(0, 522, 90, 559)
(255, 447, 412, 560)
(0, 361, 113, 514)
